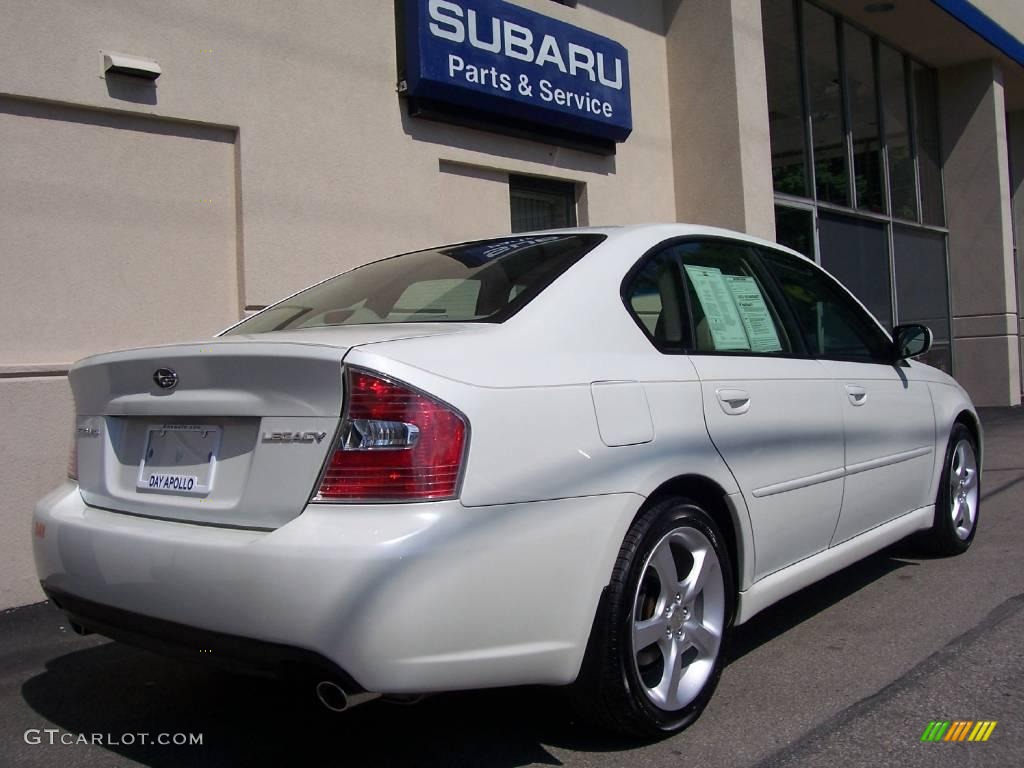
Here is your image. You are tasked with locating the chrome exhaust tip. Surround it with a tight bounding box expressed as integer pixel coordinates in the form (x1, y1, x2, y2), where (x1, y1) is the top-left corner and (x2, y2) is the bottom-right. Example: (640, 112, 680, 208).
(316, 681, 350, 712)
(315, 681, 381, 713)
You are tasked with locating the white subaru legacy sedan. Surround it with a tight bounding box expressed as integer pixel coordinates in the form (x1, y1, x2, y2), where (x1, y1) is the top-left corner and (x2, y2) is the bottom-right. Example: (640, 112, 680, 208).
(34, 224, 981, 736)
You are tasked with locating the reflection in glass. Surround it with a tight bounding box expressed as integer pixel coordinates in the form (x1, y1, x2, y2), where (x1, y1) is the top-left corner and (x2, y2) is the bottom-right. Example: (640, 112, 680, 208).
(894, 227, 951, 372)
(802, 3, 849, 206)
(912, 63, 944, 226)
(763, 0, 809, 196)
(775, 205, 815, 259)
(844, 25, 884, 212)
(761, 248, 893, 360)
(880, 45, 917, 221)
(818, 212, 892, 330)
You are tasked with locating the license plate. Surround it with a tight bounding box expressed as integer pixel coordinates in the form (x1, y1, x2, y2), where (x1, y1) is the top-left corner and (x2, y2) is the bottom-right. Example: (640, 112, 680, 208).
(137, 424, 221, 496)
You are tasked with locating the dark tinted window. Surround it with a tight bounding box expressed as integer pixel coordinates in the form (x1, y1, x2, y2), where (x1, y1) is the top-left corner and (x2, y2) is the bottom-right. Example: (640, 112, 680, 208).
(912, 62, 944, 226)
(893, 227, 951, 372)
(845, 24, 885, 213)
(818, 212, 893, 330)
(509, 176, 577, 233)
(763, 0, 809, 197)
(775, 205, 815, 259)
(880, 44, 917, 221)
(803, 2, 850, 207)
(227, 235, 603, 334)
(760, 248, 892, 361)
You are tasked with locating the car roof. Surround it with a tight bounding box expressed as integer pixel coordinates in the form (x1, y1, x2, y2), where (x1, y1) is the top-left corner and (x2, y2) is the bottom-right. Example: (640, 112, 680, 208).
(512, 223, 811, 262)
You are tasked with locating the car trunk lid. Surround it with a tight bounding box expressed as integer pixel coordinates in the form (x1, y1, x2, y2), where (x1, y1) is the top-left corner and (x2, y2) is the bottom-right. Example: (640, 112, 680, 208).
(69, 339, 348, 529)
(69, 326, 473, 528)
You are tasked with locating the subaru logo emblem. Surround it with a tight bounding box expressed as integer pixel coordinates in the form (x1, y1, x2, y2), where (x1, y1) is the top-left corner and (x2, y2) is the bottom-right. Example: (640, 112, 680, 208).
(153, 368, 178, 390)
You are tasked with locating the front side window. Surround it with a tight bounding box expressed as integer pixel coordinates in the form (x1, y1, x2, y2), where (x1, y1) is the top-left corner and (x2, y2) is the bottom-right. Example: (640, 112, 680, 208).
(226, 234, 603, 334)
(760, 248, 892, 361)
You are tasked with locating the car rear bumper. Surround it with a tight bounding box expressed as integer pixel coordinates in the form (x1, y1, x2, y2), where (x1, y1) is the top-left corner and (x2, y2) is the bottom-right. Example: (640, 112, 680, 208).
(33, 482, 640, 693)
(42, 584, 364, 690)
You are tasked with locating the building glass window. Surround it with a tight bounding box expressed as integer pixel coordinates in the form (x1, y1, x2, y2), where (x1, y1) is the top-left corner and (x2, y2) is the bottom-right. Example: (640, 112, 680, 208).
(879, 44, 917, 221)
(763, 0, 809, 197)
(818, 212, 893, 330)
(893, 226, 952, 372)
(509, 175, 577, 233)
(845, 25, 885, 213)
(775, 205, 815, 259)
(912, 62, 945, 226)
(762, 0, 951, 372)
(803, 2, 849, 207)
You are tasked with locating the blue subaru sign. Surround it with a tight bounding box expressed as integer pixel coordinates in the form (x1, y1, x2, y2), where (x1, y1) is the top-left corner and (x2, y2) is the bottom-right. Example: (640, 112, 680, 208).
(402, 0, 632, 143)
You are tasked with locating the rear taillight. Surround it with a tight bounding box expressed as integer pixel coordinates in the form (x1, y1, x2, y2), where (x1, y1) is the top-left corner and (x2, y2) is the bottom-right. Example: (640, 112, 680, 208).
(314, 368, 467, 502)
(67, 429, 78, 481)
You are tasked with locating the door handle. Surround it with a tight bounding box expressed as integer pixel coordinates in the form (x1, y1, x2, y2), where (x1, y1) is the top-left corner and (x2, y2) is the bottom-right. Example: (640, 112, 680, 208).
(716, 388, 751, 415)
(845, 384, 868, 406)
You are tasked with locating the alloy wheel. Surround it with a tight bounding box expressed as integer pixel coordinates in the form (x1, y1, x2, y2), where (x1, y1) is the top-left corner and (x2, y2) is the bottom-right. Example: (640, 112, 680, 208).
(631, 527, 725, 711)
(949, 439, 979, 540)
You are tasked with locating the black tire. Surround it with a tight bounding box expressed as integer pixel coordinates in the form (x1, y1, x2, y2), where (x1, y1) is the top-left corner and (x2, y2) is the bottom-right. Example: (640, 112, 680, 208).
(927, 422, 980, 556)
(571, 497, 734, 738)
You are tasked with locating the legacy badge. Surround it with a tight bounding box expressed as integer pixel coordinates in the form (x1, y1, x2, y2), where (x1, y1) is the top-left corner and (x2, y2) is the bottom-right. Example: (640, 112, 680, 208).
(262, 431, 328, 444)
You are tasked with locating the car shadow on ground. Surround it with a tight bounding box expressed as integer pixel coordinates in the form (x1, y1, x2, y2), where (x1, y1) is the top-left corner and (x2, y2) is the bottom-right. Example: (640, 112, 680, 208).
(726, 539, 921, 663)
(19, 541, 925, 768)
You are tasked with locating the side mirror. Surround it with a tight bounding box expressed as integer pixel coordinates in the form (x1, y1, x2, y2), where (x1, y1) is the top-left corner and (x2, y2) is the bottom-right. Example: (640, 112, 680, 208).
(893, 323, 933, 361)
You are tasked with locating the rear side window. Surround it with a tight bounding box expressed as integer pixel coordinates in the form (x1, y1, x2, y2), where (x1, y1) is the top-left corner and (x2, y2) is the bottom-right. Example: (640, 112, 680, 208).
(759, 248, 892, 361)
(624, 249, 686, 349)
(623, 239, 794, 355)
(675, 241, 792, 354)
(227, 234, 605, 334)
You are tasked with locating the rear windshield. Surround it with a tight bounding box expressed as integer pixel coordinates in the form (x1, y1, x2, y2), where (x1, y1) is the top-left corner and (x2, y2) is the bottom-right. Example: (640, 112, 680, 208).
(225, 234, 604, 334)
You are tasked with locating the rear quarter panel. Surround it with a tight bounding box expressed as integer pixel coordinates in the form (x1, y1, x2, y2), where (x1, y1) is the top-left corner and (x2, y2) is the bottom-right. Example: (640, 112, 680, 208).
(343, 348, 740, 508)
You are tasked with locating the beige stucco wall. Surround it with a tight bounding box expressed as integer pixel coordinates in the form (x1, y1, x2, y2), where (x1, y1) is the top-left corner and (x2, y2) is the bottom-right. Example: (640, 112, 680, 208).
(0, 98, 239, 365)
(940, 60, 1022, 405)
(664, 0, 775, 240)
(0, 380, 74, 609)
(0, 97, 240, 609)
(0, 0, 684, 608)
(0, 1, 677, 307)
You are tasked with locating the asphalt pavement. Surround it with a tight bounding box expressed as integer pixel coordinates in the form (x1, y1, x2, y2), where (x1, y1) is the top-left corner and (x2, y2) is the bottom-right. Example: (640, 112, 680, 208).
(2, 407, 1022, 768)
